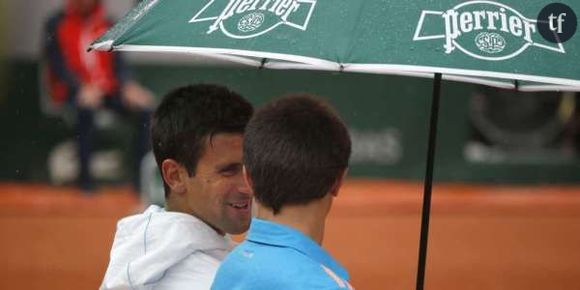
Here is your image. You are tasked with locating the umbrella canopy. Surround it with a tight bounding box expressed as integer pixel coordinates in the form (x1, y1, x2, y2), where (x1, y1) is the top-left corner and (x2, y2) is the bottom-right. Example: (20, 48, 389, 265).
(91, 1, 580, 290)
(92, 0, 580, 91)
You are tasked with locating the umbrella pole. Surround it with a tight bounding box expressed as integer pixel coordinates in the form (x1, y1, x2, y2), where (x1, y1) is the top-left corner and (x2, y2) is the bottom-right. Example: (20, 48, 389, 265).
(415, 73, 442, 290)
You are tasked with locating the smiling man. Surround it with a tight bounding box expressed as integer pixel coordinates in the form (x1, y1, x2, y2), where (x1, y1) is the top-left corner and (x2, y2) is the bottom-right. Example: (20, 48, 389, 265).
(100, 84, 253, 290)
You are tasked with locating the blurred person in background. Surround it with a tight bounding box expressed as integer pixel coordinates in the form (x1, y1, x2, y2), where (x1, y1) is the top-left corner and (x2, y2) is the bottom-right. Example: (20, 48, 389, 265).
(42, 0, 154, 193)
(211, 94, 354, 290)
(100, 84, 254, 290)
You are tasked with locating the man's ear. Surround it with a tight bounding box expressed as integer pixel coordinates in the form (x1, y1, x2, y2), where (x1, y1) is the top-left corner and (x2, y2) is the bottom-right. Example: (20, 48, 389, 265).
(161, 159, 187, 195)
(330, 168, 349, 197)
(242, 165, 254, 193)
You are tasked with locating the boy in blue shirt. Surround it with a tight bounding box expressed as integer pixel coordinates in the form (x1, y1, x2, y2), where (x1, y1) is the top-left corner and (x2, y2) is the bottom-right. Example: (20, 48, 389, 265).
(212, 94, 354, 290)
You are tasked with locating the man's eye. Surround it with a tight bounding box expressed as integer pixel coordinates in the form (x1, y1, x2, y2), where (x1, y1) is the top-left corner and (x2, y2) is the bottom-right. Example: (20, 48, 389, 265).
(220, 170, 237, 177)
(219, 165, 241, 176)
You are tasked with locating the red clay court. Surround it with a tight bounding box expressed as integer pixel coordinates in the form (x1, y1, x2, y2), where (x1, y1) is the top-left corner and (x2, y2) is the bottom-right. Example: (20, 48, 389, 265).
(1, 179, 579, 290)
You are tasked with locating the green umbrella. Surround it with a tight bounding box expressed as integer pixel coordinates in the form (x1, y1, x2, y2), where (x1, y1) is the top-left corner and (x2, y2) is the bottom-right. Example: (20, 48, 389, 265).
(92, 0, 580, 90)
(91, 1, 580, 289)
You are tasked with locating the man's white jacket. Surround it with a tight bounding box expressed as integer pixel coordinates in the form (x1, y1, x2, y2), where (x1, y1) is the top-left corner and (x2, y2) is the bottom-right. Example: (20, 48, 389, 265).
(100, 205, 233, 290)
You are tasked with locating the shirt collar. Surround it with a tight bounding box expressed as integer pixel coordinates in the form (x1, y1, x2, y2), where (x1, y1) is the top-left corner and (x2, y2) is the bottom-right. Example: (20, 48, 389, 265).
(146, 205, 233, 251)
(247, 218, 349, 280)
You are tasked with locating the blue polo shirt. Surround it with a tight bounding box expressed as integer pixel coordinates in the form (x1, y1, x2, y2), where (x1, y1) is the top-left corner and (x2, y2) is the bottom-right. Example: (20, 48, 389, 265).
(211, 218, 353, 290)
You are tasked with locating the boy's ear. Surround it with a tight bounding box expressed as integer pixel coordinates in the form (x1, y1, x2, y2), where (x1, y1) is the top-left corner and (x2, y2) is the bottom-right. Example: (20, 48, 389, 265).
(330, 168, 348, 197)
(161, 159, 187, 195)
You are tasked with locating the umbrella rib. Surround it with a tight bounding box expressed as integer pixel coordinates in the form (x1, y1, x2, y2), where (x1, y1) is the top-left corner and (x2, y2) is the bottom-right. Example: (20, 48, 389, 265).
(259, 58, 268, 70)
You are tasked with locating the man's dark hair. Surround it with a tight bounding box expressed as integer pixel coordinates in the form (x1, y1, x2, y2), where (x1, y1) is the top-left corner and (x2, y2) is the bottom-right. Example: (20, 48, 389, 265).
(151, 84, 253, 196)
(244, 94, 351, 214)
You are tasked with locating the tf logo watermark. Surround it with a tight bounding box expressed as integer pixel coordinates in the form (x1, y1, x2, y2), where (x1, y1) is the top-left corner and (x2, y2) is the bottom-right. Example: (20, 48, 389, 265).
(537, 3, 577, 43)
(413, 1, 577, 61)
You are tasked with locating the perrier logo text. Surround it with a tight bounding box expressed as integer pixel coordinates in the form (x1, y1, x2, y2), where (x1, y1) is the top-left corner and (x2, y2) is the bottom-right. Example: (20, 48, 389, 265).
(190, 0, 317, 39)
(413, 0, 566, 61)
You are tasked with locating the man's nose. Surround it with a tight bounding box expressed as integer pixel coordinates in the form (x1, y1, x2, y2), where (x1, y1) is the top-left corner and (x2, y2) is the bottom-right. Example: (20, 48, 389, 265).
(236, 173, 252, 195)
